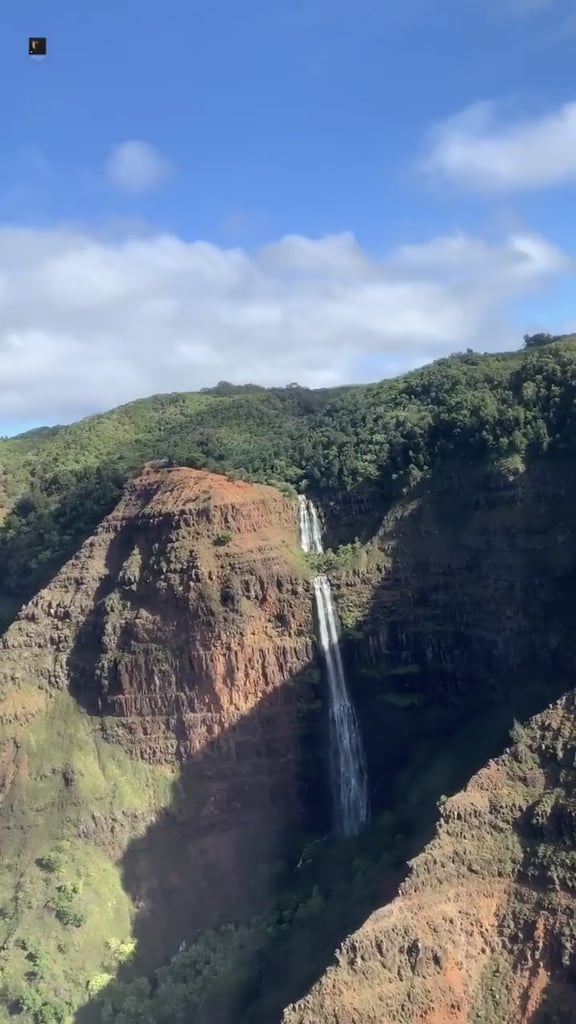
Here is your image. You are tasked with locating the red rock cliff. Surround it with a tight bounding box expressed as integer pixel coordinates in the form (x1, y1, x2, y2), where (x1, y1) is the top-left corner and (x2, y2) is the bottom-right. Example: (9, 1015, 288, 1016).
(282, 686, 576, 1024)
(0, 467, 321, 968)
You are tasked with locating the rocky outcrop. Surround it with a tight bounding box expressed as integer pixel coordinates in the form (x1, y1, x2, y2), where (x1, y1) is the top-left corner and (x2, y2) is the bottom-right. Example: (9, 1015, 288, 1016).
(283, 692, 576, 1024)
(2, 466, 314, 751)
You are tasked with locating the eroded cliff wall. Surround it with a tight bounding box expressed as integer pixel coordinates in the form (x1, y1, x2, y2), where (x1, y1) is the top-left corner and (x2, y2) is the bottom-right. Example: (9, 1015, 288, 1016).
(283, 690, 576, 1024)
(0, 467, 322, 1011)
(327, 458, 576, 821)
(279, 455, 576, 1024)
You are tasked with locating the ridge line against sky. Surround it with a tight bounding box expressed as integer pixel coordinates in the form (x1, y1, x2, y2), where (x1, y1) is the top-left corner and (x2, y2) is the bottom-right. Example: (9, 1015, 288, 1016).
(0, 0, 575, 433)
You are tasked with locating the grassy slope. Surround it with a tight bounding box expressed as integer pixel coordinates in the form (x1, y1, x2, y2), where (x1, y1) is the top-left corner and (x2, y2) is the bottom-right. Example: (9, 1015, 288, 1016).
(0, 694, 176, 1020)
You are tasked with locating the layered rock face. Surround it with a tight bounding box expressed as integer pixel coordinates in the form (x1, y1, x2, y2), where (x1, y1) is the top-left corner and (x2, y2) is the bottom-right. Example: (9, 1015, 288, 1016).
(283, 691, 576, 1024)
(0, 467, 322, 967)
(364, 460, 575, 689)
(329, 460, 576, 811)
(281, 458, 576, 1024)
(4, 455, 576, 1020)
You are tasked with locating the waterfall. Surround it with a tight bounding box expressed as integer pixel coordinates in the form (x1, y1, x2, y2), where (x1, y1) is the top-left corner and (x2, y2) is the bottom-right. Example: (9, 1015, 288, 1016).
(298, 495, 369, 837)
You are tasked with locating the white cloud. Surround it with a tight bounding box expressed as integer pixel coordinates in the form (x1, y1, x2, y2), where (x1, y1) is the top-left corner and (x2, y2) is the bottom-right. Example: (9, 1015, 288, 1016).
(422, 101, 576, 191)
(0, 224, 571, 427)
(105, 141, 172, 193)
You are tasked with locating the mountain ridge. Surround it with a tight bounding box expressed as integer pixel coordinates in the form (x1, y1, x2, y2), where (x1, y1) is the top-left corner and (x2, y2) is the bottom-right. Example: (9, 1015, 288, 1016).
(1, 334, 575, 636)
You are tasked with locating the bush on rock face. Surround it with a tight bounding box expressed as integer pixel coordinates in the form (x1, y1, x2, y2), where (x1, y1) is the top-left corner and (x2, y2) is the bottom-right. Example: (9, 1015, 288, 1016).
(213, 531, 233, 546)
(12, 987, 71, 1024)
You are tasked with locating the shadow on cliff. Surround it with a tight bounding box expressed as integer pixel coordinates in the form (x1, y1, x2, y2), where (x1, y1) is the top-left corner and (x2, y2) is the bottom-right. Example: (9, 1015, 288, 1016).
(0, 466, 125, 636)
(68, 518, 402, 1024)
(338, 454, 576, 854)
(70, 453, 576, 1024)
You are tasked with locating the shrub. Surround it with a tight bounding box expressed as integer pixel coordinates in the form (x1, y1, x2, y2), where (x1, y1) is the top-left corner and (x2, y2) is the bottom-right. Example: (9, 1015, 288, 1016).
(87, 973, 114, 998)
(25, 941, 50, 979)
(107, 937, 136, 964)
(510, 720, 529, 746)
(267, 479, 298, 498)
(50, 881, 86, 927)
(12, 986, 70, 1023)
(510, 721, 534, 759)
(55, 906, 86, 927)
(35, 997, 70, 1024)
(14, 985, 43, 1015)
(213, 531, 233, 547)
(37, 851, 63, 873)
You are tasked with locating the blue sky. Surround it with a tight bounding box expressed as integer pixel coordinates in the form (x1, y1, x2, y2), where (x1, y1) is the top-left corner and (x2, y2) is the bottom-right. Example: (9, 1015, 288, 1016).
(0, 0, 575, 434)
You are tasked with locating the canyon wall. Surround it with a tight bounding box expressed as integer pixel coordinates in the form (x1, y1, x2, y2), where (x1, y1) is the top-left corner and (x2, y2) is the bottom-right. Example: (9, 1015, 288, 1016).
(283, 689, 576, 1024)
(2, 454, 576, 1022)
(279, 455, 576, 1024)
(326, 458, 576, 818)
(0, 467, 324, 1007)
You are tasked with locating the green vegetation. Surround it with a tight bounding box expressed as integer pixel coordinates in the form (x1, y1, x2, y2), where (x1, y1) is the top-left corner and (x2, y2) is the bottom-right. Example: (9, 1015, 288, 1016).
(94, 816, 408, 1024)
(0, 678, 412, 1023)
(470, 954, 513, 1024)
(1, 335, 576, 1020)
(377, 690, 424, 708)
(11, 987, 72, 1024)
(523, 331, 573, 349)
(50, 881, 87, 928)
(0, 336, 575, 627)
(307, 540, 366, 576)
(0, 695, 176, 1020)
(37, 851, 64, 873)
(213, 530, 233, 546)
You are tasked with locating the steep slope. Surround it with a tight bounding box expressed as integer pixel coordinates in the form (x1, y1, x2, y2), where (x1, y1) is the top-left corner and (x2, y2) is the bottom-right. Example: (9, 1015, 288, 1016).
(0, 385, 331, 629)
(283, 691, 576, 1024)
(1, 337, 576, 1023)
(85, 454, 576, 1024)
(331, 455, 576, 812)
(278, 452, 576, 1024)
(0, 467, 321, 1020)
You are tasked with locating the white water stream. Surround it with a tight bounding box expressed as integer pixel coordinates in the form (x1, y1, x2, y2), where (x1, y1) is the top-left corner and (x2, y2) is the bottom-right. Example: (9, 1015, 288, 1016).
(298, 495, 369, 837)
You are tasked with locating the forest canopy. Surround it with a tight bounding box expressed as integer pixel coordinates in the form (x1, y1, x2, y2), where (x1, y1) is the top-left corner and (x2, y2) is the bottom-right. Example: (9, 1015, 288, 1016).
(0, 333, 575, 626)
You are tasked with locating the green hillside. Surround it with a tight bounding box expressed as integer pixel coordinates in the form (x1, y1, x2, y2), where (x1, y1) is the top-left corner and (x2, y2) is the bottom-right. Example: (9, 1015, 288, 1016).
(1, 333, 576, 1023)
(0, 335, 575, 630)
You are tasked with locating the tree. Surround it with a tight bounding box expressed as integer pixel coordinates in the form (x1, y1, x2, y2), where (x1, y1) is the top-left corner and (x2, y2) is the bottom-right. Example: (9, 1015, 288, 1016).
(523, 332, 555, 349)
